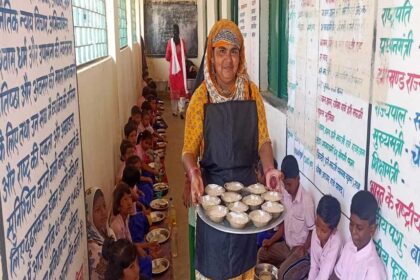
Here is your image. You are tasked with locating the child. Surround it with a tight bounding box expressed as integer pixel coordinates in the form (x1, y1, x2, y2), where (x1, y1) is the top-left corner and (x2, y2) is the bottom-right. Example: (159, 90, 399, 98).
(330, 191, 386, 280)
(124, 121, 138, 147)
(136, 131, 154, 166)
(102, 238, 140, 280)
(116, 140, 136, 183)
(126, 155, 154, 207)
(308, 195, 342, 280)
(257, 155, 315, 279)
(110, 183, 135, 241)
(137, 110, 154, 136)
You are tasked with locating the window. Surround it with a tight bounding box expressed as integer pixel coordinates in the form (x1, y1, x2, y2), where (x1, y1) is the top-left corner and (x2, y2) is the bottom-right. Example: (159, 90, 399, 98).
(119, 0, 128, 48)
(268, 0, 288, 99)
(73, 0, 108, 65)
(131, 0, 137, 43)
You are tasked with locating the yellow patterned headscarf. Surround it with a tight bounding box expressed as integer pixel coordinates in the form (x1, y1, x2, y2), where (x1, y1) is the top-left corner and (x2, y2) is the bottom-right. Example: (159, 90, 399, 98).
(204, 19, 249, 103)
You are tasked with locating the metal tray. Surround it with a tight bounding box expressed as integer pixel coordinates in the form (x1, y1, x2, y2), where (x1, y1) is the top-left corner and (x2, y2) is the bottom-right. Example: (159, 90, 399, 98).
(196, 205, 285, 234)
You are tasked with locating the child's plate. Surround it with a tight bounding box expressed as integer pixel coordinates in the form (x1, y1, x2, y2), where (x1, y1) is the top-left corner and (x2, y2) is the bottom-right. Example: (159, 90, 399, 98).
(150, 198, 169, 210)
(152, 258, 170, 274)
(153, 183, 169, 192)
(146, 228, 170, 244)
(150, 211, 166, 223)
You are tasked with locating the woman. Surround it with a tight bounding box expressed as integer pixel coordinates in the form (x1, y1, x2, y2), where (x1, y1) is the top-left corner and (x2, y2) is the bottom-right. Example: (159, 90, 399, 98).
(102, 238, 140, 280)
(165, 24, 188, 118)
(182, 20, 283, 280)
(86, 187, 116, 280)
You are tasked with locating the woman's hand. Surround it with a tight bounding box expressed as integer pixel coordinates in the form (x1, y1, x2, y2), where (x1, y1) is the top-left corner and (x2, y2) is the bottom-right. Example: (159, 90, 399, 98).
(190, 171, 204, 205)
(265, 169, 284, 192)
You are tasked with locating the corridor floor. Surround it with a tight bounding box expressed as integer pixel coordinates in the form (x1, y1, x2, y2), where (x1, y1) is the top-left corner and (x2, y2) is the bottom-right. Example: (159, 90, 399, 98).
(160, 92, 190, 280)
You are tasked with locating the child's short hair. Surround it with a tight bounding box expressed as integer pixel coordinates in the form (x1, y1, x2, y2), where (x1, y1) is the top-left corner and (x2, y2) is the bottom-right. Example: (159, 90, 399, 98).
(138, 130, 152, 142)
(317, 195, 341, 229)
(122, 166, 140, 187)
(281, 155, 299, 179)
(146, 95, 157, 102)
(141, 101, 152, 111)
(131, 105, 141, 116)
(103, 238, 137, 280)
(126, 155, 141, 168)
(123, 121, 137, 138)
(120, 140, 134, 157)
(112, 182, 132, 215)
(350, 190, 378, 225)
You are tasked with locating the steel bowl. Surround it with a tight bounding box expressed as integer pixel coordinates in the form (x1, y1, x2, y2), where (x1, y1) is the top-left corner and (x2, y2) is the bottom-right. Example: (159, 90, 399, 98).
(152, 258, 170, 274)
(246, 183, 267, 195)
(200, 195, 221, 210)
(242, 194, 264, 210)
(261, 201, 284, 218)
(206, 205, 228, 223)
(254, 263, 278, 280)
(226, 211, 249, 229)
(221, 192, 242, 203)
(224, 181, 244, 192)
(249, 210, 272, 228)
(146, 228, 170, 244)
(205, 184, 225, 196)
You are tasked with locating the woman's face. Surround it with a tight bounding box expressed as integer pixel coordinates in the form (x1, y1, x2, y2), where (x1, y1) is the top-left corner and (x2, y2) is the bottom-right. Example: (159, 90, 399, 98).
(122, 259, 139, 280)
(92, 194, 108, 233)
(212, 45, 240, 87)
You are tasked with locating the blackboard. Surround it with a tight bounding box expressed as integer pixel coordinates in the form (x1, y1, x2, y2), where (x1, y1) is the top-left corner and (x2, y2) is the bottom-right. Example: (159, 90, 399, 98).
(144, 0, 198, 57)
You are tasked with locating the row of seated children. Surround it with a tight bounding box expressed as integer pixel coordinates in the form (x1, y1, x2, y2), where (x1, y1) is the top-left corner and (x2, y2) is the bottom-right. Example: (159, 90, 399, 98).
(86, 79, 170, 280)
(258, 155, 387, 280)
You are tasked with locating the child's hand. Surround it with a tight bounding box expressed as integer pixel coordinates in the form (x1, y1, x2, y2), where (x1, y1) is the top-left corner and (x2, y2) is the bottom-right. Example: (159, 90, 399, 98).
(291, 245, 306, 258)
(262, 239, 274, 248)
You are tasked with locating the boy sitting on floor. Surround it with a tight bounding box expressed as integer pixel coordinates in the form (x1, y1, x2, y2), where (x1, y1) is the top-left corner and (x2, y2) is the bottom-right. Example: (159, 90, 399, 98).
(330, 190, 386, 280)
(308, 195, 342, 280)
(258, 155, 315, 279)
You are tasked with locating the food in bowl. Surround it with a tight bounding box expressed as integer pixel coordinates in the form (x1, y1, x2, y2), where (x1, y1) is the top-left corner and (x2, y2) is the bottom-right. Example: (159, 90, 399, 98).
(261, 201, 284, 218)
(205, 184, 225, 196)
(226, 211, 249, 229)
(150, 211, 166, 223)
(206, 205, 228, 223)
(249, 210, 272, 228)
(261, 191, 282, 202)
(227, 201, 249, 212)
(254, 263, 278, 280)
(221, 192, 242, 203)
(200, 195, 221, 210)
(152, 258, 170, 274)
(150, 198, 169, 210)
(153, 183, 168, 191)
(224, 181, 244, 192)
(242, 194, 264, 210)
(146, 228, 170, 243)
(246, 183, 267, 195)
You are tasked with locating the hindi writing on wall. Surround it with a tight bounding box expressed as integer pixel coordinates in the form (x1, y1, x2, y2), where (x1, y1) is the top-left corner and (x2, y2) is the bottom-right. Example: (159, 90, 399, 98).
(0, 0, 87, 279)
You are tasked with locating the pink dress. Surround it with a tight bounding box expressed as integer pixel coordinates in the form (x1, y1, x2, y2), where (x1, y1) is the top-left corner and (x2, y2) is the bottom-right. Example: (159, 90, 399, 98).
(165, 39, 187, 100)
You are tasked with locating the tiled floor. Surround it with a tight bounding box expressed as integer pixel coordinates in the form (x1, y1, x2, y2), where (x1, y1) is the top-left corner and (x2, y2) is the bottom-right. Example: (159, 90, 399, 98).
(160, 93, 190, 280)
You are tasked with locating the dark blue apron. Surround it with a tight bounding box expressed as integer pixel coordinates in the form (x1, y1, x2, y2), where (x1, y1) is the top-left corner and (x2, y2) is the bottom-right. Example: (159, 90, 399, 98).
(196, 89, 258, 279)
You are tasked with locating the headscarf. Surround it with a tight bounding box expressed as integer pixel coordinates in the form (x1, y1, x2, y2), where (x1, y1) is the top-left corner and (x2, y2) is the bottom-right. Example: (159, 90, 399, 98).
(86, 187, 113, 245)
(204, 19, 249, 103)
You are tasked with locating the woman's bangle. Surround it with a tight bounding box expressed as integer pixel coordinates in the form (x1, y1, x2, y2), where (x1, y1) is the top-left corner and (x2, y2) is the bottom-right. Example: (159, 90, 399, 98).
(188, 166, 201, 179)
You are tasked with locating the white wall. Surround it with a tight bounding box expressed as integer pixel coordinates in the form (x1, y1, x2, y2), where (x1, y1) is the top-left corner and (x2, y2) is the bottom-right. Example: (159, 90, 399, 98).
(77, 0, 143, 203)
